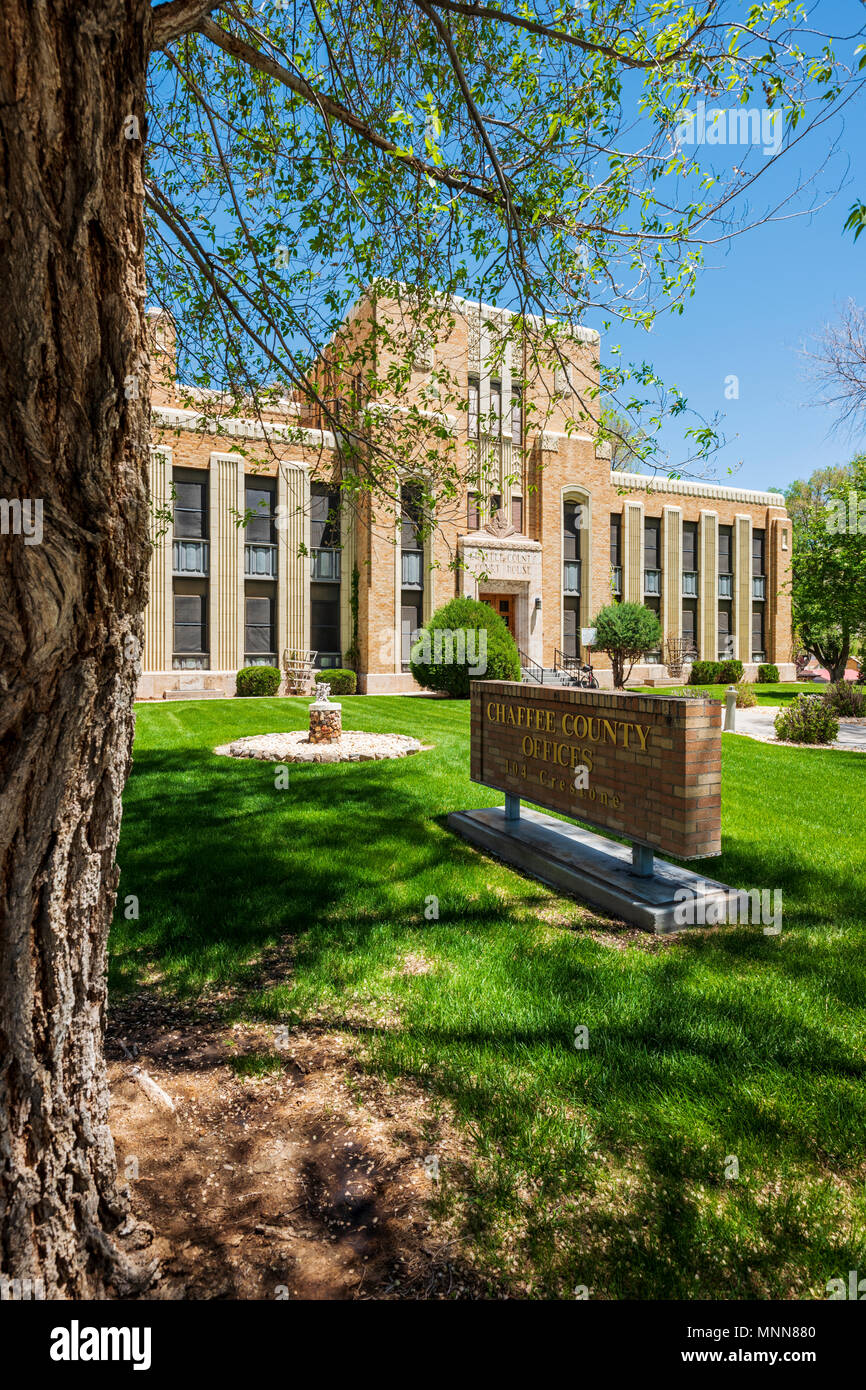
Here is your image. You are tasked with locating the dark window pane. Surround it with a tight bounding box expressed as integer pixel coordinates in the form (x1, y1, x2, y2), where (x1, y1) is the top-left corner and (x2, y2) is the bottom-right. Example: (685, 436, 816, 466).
(719, 525, 733, 573)
(468, 376, 479, 438)
(644, 518, 661, 568)
(245, 486, 275, 544)
(511, 389, 522, 444)
(683, 521, 698, 572)
(752, 528, 765, 575)
(174, 481, 206, 510)
(563, 501, 582, 561)
(610, 515, 621, 566)
(311, 487, 340, 548)
(467, 493, 479, 530)
(511, 496, 523, 532)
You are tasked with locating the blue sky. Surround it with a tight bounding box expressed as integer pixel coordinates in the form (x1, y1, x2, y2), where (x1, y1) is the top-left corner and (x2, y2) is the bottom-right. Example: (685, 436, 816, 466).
(606, 0, 866, 495)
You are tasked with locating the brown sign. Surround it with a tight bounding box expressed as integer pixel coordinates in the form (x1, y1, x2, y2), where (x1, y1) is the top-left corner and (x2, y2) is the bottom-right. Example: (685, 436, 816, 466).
(470, 681, 722, 860)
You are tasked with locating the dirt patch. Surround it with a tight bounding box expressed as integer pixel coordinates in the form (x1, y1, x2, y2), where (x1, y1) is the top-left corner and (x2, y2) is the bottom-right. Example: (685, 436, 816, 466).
(107, 996, 486, 1300)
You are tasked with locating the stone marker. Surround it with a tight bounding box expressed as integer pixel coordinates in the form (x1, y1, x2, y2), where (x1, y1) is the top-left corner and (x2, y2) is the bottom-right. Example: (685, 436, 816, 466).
(448, 681, 738, 934)
(309, 682, 342, 744)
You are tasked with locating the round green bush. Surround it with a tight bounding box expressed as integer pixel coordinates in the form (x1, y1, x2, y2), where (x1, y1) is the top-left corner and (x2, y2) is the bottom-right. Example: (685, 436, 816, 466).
(757, 663, 779, 683)
(236, 665, 281, 697)
(689, 660, 722, 685)
(822, 679, 865, 717)
(318, 668, 357, 696)
(718, 658, 744, 684)
(774, 694, 839, 745)
(409, 596, 520, 697)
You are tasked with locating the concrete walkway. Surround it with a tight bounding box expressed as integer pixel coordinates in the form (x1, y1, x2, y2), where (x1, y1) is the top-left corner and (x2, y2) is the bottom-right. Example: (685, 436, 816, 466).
(730, 705, 866, 752)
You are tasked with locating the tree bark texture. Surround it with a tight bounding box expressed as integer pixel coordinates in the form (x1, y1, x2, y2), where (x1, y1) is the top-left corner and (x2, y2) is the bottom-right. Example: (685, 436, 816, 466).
(0, 0, 152, 1296)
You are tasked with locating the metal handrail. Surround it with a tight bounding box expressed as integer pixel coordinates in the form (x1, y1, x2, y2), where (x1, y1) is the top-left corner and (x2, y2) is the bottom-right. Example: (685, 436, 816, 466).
(554, 647, 582, 672)
(518, 649, 544, 683)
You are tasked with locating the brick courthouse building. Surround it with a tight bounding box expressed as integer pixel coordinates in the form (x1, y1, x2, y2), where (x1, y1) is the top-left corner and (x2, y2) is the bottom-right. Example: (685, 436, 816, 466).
(139, 293, 793, 697)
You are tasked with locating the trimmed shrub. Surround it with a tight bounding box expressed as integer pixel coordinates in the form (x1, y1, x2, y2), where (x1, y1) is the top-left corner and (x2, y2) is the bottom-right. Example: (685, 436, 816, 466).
(734, 680, 757, 709)
(236, 665, 281, 697)
(409, 596, 520, 697)
(718, 658, 744, 684)
(823, 679, 865, 717)
(591, 602, 662, 688)
(757, 663, 779, 683)
(319, 668, 357, 696)
(774, 694, 839, 745)
(689, 660, 722, 685)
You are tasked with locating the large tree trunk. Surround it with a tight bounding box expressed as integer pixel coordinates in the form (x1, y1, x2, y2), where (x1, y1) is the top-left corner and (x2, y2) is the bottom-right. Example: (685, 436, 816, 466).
(0, 0, 152, 1296)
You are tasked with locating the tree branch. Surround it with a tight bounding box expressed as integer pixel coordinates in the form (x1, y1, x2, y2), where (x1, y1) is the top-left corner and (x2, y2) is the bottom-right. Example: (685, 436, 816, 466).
(422, 0, 715, 71)
(152, 0, 227, 50)
(196, 15, 502, 209)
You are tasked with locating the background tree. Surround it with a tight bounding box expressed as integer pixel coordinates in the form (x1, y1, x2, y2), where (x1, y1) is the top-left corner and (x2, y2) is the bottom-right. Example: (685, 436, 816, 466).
(784, 456, 866, 680)
(598, 406, 653, 471)
(1, 0, 862, 1296)
(591, 602, 662, 688)
(805, 298, 866, 434)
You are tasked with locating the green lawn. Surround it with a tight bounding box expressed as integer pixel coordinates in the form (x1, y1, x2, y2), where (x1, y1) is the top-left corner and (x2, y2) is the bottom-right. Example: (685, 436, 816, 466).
(112, 695, 866, 1299)
(630, 681, 821, 706)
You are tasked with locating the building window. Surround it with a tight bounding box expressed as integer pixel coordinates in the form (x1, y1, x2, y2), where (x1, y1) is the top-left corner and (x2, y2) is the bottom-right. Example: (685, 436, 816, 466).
(244, 591, 276, 664)
(563, 597, 580, 658)
(644, 517, 661, 594)
(173, 475, 207, 538)
(511, 495, 523, 533)
(401, 592, 423, 670)
(752, 605, 766, 663)
(563, 500, 582, 562)
(310, 583, 341, 667)
(401, 483, 423, 551)
(401, 484, 425, 668)
(311, 485, 341, 668)
(644, 596, 661, 660)
(717, 601, 733, 660)
(682, 520, 698, 595)
(511, 386, 522, 445)
(489, 380, 502, 436)
(310, 485, 340, 550)
(718, 524, 733, 575)
(173, 586, 208, 668)
(467, 492, 479, 531)
(468, 374, 479, 438)
(752, 527, 765, 576)
(610, 514, 622, 595)
(682, 599, 698, 658)
(245, 483, 275, 544)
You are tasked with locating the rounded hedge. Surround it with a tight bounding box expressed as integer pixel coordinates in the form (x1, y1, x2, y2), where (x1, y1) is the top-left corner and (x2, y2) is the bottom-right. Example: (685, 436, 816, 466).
(774, 694, 839, 745)
(236, 665, 281, 697)
(757, 663, 779, 683)
(409, 596, 521, 697)
(317, 668, 357, 696)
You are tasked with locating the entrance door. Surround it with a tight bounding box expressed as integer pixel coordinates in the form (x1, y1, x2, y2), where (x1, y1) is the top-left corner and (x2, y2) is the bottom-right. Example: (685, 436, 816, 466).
(482, 593, 516, 640)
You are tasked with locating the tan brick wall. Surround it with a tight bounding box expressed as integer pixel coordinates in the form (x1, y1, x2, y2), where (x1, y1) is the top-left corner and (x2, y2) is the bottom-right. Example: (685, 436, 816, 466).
(141, 295, 793, 694)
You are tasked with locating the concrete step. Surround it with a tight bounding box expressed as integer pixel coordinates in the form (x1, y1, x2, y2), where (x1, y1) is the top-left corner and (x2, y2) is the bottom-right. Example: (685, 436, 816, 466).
(162, 689, 227, 700)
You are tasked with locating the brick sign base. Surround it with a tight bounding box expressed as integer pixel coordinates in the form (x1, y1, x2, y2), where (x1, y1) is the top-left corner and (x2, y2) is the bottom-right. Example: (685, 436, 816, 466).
(469, 682, 722, 860)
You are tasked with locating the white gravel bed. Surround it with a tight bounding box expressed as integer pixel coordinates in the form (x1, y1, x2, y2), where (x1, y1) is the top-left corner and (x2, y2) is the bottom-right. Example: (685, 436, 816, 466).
(214, 730, 424, 763)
